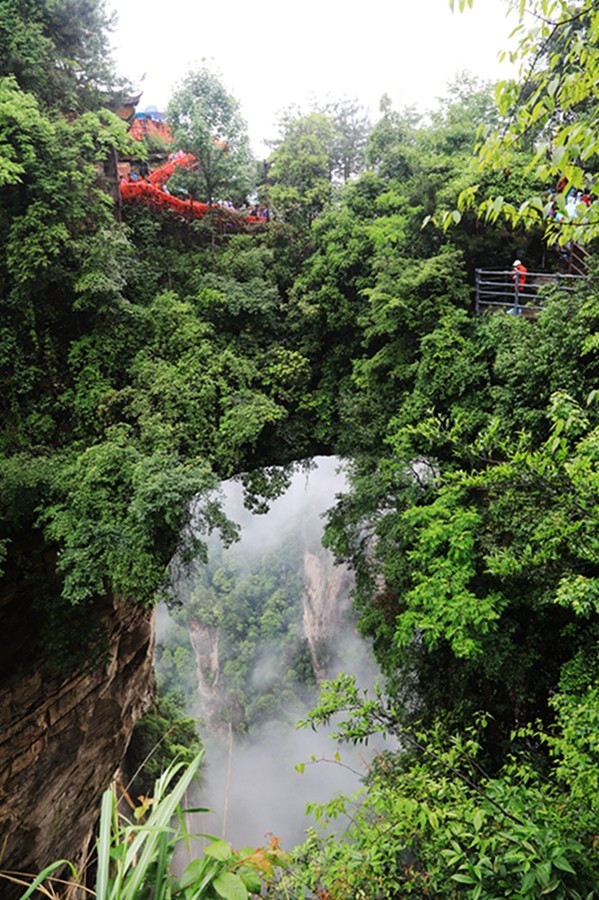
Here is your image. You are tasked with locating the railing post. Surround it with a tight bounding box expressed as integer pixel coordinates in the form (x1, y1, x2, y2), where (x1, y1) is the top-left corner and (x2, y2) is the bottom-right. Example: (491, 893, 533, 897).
(475, 269, 481, 314)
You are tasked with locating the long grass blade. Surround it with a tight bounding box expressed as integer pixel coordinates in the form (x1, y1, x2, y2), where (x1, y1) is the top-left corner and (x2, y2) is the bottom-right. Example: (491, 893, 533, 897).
(121, 752, 203, 900)
(95, 788, 114, 900)
(18, 859, 78, 899)
(152, 830, 171, 900)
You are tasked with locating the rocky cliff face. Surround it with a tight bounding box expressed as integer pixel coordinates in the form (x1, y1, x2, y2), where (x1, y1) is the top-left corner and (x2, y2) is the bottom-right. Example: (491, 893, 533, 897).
(301, 547, 353, 683)
(188, 617, 221, 725)
(0, 572, 155, 892)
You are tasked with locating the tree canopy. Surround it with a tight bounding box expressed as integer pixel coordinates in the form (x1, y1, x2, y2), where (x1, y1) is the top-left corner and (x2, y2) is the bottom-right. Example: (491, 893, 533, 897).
(447, 0, 599, 246)
(167, 66, 254, 205)
(0, 0, 125, 111)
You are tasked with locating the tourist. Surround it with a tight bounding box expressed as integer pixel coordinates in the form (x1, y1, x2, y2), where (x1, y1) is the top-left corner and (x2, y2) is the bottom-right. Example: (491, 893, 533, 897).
(511, 259, 527, 287)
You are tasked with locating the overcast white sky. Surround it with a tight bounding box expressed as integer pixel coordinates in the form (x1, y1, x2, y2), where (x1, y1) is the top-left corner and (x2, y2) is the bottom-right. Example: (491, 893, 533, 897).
(107, 0, 518, 156)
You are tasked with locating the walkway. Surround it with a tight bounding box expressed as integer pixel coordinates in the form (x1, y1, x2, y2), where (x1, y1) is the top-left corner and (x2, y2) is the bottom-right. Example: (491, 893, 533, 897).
(120, 153, 267, 230)
(474, 268, 585, 316)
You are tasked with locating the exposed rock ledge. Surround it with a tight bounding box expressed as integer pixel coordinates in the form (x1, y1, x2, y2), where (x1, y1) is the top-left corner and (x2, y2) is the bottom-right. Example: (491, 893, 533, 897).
(0, 592, 155, 890)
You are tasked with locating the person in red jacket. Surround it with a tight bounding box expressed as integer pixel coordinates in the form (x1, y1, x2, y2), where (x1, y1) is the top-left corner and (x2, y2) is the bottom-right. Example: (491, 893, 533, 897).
(511, 259, 527, 287)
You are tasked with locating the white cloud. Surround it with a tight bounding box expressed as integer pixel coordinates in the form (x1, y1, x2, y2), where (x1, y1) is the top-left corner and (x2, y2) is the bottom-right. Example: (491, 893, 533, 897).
(109, 0, 517, 155)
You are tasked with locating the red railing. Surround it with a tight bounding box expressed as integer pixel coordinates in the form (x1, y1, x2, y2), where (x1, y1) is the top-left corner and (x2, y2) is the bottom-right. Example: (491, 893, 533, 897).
(147, 152, 197, 187)
(120, 153, 267, 229)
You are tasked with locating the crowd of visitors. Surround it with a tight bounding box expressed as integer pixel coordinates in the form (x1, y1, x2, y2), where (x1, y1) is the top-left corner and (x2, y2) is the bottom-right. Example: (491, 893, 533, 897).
(545, 179, 594, 222)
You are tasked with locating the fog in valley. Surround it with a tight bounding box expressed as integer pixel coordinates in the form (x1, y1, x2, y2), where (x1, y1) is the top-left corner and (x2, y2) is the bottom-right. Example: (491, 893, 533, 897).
(158, 457, 390, 851)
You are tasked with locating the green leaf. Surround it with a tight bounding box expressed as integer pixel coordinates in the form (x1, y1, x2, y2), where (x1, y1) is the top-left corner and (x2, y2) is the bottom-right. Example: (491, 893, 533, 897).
(552, 856, 576, 875)
(451, 872, 476, 884)
(428, 810, 439, 829)
(95, 790, 114, 900)
(212, 871, 249, 899)
(19, 860, 80, 899)
(239, 869, 262, 893)
(180, 857, 213, 890)
(473, 808, 484, 831)
(540, 882, 561, 895)
(535, 860, 553, 887)
(205, 839, 234, 861)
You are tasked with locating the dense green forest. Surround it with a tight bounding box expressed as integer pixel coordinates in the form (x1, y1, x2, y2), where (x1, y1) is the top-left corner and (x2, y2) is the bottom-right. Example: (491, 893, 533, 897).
(157, 527, 314, 732)
(0, 0, 597, 896)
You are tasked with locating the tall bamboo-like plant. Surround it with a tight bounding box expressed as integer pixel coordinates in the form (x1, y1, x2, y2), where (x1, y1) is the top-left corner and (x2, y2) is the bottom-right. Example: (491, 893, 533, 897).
(8, 753, 287, 899)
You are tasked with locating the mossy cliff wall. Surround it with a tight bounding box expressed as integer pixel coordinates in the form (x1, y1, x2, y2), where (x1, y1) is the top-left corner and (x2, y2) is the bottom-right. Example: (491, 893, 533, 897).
(0, 557, 155, 888)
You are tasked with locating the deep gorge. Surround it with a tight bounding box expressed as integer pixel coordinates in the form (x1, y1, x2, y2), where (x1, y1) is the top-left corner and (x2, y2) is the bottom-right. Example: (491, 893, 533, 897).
(155, 457, 384, 849)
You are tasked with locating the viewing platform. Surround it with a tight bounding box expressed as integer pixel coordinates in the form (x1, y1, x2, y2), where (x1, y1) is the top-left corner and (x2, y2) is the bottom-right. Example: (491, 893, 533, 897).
(474, 268, 586, 317)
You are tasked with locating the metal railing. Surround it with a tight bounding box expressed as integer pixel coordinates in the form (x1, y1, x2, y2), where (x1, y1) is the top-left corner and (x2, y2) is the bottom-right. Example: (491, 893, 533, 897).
(566, 243, 591, 277)
(474, 268, 585, 316)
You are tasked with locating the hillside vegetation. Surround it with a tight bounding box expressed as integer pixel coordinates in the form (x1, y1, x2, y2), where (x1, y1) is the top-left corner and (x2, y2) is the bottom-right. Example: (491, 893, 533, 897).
(0, 0, 597, 896)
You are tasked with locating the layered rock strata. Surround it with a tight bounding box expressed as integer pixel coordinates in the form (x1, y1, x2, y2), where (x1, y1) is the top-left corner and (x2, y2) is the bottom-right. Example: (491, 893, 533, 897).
(0, 587, 155, 892)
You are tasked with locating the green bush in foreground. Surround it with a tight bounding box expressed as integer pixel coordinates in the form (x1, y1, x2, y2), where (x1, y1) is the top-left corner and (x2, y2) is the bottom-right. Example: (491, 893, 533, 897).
(277, 676, 599, 899)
